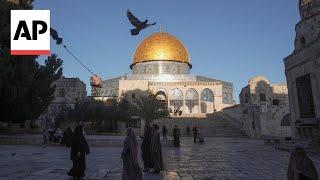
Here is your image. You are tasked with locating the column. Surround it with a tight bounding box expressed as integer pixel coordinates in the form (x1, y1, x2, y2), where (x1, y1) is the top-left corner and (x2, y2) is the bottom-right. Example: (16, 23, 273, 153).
(183, 92, 186, 115)
(198, 91, 201, 114)
(167, 92, 170, 110)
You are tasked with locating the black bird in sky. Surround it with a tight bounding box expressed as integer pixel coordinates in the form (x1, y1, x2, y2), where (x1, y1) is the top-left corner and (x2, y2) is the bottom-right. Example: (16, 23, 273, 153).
(50, 28, 63, 45)
(127, 10, 156, 36)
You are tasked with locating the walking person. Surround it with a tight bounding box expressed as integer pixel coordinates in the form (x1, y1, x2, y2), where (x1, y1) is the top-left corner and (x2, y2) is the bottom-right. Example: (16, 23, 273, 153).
(162, 125, 168, 140)
(186, 126, 191, 136)
(68, 125, 90, 180)
(42, 128, 49, 147)
(141, 124, 153, 172)
(192, 126, 198, 143)
(121, 128, 142, 180)
(173, 125, 180, 147)
(150, 124, 164, 173)
(287, 145, 318, 180)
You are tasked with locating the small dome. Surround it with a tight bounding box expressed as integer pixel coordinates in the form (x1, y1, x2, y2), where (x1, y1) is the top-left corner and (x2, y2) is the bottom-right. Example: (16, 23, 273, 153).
(131, 32, 191, 68)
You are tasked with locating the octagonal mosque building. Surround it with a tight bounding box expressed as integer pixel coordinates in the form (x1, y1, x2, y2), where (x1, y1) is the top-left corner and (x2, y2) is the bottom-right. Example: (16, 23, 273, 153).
(92, 32, 235, 117)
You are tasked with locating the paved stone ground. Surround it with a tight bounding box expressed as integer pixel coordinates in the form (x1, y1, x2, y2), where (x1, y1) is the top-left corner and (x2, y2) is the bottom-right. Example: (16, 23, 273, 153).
(0, 137, 319, 180)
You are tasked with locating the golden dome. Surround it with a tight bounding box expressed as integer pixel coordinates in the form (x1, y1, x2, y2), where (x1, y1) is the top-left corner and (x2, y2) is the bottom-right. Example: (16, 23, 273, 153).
(131, 32, 191, 68)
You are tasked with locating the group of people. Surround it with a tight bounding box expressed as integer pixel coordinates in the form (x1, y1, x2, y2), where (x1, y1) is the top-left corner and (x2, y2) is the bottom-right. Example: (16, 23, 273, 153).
(120, 124, 164, 180)
(140, 124, 164, 173)
(43, 123, 318, 180)
(161, 125, 203, 147)
(191, 126, 204, 143)
(169, 107, 182, 116)
(43, 125, 90, 179)
(43, 127, 73, 146)
(161, 125, 180, 147)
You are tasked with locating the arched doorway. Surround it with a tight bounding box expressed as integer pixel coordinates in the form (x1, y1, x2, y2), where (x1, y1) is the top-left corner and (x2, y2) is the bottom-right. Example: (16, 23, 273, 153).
(155, 89, 167, 108)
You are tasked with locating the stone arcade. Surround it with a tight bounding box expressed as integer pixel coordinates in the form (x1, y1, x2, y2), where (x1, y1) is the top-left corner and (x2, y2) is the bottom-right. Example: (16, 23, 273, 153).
(92, 32, 235, 117)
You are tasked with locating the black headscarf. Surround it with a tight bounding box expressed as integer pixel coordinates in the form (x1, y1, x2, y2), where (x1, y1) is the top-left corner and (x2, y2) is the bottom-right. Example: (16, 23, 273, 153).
(72, 125, 90, 154)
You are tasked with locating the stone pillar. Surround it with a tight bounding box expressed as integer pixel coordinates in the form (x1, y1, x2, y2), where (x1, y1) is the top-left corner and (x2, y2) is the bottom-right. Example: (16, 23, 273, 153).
(167, 91, 170, 109)
(198, 93, 201, 114)
(183, 92, 186, 114)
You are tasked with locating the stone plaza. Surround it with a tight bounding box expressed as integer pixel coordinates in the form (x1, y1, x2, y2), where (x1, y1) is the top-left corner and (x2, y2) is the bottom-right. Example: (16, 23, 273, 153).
(0, 137, 319, 180)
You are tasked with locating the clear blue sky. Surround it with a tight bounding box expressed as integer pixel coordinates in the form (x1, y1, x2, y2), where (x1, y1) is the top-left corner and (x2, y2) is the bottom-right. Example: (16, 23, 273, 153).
(34, 0, 300, 102)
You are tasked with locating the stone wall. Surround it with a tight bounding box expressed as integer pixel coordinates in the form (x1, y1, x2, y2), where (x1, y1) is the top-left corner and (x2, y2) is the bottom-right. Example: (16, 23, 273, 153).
(222, 76, 292, 138)
(221, 104, 292, 138)
(38, 77, 87, 129)
(284, 10, 320, 138)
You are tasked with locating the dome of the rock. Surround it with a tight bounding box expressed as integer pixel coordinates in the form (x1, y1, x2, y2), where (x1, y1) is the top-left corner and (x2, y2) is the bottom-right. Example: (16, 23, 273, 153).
(131, 32, 191, 68)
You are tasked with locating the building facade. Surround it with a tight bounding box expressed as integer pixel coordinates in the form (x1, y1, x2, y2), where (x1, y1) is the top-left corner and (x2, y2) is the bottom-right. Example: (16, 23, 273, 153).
(92, 32, 235, 117)
(284, 0, 320, 138)
(38, 77, 87, 128)
(222, 76, 291, 138)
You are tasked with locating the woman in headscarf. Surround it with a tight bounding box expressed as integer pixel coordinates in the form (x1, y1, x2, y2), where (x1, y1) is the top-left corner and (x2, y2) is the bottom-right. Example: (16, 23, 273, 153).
(121, 128, 142, 180)
(150, 124, 164, 173)
(141, 124, 153, 172)
(172, 125, 180, 147)
(68, 125, 90, 180)
(287, 145, 318, 180)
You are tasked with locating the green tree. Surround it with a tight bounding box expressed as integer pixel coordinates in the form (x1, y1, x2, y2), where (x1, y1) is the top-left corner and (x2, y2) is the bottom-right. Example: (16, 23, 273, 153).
(127, 90, 168, 124)
(67, 99, 129, 132)
(0, 0, 63, 123)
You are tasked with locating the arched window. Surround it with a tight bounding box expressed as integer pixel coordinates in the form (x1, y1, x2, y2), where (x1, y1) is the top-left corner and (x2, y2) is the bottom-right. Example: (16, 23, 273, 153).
(186, 88, 199, 113)
(201, 88, 214, 102)
(186, 88, 198, 101)
(155, 90, 167, 108)
(170, 88, 183, 100)
(155, 89, 167, 100)
(169, 88, 183, 112)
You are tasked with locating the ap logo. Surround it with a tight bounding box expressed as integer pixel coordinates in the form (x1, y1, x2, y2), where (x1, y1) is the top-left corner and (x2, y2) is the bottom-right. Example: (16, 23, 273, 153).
(11, 10, 50, 55)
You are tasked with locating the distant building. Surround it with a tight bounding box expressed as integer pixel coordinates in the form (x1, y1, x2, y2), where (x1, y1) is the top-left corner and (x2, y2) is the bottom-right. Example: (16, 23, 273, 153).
(92, 32, 235, 117)
(38, 77, 87, 128)
(240, 76, 288, 107)
(222, 76, 291, 138)
(284, 0, 320, 138)
(239, 76, 291, 137)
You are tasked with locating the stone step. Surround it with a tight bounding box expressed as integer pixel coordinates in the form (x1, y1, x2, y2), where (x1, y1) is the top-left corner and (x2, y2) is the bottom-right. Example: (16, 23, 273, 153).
(154, 113, 244, 137)
(0, 135, 174, 147)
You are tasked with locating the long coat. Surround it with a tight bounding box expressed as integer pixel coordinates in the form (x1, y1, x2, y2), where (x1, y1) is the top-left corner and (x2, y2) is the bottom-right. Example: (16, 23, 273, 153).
(141, 127, 153, 169)
(68, 126, 90, 178)
(150, 130, 164, 172)
(173, 128, 180, 147)
(122, 137, 142, 180)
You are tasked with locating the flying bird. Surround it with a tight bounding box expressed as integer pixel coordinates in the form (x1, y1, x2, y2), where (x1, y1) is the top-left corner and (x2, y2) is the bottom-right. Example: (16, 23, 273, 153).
(127, 10, 156, 36)
(50, 28, 63, 45)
